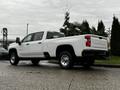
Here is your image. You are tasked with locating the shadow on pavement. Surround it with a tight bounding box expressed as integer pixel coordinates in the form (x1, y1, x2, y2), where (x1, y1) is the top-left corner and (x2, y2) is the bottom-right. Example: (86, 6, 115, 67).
(6, 60, 108, 73)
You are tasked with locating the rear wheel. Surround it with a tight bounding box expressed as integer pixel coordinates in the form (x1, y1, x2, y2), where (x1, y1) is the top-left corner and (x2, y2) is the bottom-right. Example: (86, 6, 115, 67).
(31, 59, 40, 66)
(10, 52, 19, 65)
(59, 51, 74, 69)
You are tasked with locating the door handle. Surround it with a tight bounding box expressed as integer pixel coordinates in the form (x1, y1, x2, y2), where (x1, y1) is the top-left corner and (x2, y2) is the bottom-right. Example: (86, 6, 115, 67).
(99, 37, 102, 39)
(26, 43, 30, 45)
(38, 42, 42, 44)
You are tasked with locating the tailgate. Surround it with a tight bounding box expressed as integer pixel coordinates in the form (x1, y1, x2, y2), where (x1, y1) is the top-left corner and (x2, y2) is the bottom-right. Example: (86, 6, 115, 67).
(91, 35, 108, 50)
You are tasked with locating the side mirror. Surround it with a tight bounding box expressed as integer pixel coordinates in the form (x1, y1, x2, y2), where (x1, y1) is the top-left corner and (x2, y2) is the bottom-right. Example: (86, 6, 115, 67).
(16, 37, 21, 45)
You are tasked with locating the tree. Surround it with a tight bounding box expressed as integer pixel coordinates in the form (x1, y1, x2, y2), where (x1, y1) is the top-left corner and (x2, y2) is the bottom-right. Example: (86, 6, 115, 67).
(91, 26, 97, 34)
(60, 13, 100, 36)
(60, 11, 70, 36)
(60, 12, 81, 36)
(80, 20, 91, 34)
(60, 27, 68, 36)
(111, 16, 120, 55)
(67, 23, 81, 36)
(97, 20, 107, 37)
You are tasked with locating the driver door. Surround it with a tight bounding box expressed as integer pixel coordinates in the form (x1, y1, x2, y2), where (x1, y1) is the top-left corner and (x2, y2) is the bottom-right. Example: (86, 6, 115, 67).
(18, 33, 34, 57)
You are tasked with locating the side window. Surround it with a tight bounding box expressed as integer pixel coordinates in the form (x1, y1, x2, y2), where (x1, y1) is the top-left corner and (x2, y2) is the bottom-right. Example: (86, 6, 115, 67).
(53, 32, 65, 38)
(33, 32, 44, 41)
(46, 32, 64, 39)
(22, 34, 33, 43)
(46, 32, 53, 39)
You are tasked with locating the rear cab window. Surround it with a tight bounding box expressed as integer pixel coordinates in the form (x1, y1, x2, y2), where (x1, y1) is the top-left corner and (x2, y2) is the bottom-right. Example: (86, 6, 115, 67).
(46, 31, 65, 39)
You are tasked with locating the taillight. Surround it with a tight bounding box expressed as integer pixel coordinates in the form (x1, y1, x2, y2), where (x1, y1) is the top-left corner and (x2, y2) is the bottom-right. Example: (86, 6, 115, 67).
(85, 35, 91, 47)
(85, 35, 91, 39)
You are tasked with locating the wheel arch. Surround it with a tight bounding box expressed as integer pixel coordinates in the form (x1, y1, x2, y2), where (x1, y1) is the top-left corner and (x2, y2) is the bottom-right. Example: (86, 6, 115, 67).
(9, 48, 18, 56)
(56, 44, 76, 58)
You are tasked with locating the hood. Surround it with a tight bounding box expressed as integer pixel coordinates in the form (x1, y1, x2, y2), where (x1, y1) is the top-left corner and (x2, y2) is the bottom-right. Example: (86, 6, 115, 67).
(8, 42, 18, 49)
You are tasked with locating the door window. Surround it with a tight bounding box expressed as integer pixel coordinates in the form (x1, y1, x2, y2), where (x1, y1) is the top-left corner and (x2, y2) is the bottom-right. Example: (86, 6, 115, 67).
(33, 32, 44, 41)
(22, 34, 33, 42)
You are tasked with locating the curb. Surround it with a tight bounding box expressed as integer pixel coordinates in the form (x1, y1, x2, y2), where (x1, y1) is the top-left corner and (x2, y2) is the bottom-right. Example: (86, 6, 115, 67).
(93, 64, 120, 68)
(48, 61, 120, 68)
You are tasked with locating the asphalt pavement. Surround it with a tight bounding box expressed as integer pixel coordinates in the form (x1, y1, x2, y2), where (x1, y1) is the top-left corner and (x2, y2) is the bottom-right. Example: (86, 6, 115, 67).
(0, 60, 120, 90)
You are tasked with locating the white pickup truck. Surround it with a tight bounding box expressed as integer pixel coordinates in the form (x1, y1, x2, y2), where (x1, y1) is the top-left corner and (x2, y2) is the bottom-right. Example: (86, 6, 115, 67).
(8, 31, 109, 69)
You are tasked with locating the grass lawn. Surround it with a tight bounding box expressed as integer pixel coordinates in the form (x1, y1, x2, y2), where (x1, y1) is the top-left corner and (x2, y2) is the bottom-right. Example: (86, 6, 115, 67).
(95, 56, 120, 65)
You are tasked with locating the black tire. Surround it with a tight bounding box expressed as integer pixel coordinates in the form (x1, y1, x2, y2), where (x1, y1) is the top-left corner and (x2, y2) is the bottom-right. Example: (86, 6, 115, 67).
(82, 57, 95, 68)
(9, 51, 19, 66)
(31, 59, 40, 66)
(59, 51, 74, 69)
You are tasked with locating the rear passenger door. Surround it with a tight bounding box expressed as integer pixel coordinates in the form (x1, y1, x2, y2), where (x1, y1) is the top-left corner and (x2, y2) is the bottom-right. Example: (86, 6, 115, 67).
(30, 32, 44, 57)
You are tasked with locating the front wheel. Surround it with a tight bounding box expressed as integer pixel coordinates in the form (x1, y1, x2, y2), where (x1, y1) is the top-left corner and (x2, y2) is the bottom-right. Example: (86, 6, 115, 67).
(10, 52, 19, 65)
(59, 51, 74, 69)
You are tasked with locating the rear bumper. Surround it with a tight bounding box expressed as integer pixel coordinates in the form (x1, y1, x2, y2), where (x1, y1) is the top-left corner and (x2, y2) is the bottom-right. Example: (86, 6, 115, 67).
(82, 49, 109, 59)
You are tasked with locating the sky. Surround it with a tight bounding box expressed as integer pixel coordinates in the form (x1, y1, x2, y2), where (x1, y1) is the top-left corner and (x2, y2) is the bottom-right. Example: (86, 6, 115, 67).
(0, 0, 120, 38)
